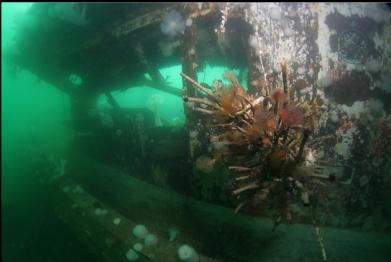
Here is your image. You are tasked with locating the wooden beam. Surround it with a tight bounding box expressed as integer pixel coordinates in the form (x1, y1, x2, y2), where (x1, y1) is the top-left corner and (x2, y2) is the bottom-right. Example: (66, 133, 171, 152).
(140, 77, 182, 97)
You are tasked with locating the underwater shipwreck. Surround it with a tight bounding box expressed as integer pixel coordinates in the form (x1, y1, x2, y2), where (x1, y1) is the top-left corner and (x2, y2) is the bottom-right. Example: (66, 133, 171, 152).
(4, 2, 391, 262)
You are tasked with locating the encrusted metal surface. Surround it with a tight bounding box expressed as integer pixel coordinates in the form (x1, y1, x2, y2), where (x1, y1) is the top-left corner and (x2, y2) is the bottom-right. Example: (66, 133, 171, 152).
(338, 29, 369, 64)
